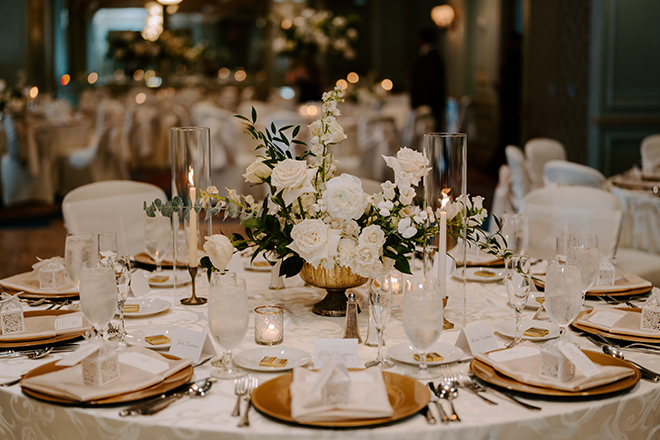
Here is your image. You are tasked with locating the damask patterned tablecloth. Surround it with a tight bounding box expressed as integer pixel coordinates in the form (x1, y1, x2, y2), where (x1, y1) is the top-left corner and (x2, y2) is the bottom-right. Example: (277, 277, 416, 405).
(2, 256, 660, 440)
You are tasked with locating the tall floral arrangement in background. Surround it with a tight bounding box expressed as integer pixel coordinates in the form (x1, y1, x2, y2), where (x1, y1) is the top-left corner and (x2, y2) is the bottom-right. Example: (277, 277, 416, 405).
(146, 86, 505, 279)
(272, 8, 359, 61)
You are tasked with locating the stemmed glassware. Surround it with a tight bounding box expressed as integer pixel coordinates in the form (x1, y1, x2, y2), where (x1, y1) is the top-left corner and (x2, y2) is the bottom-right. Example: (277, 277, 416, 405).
(544, 260, 583, 338)
(502, 213, 529, 255)
(79, 260, 118, 340)
(145, 213, 172, 273)
(208, 272, 248, 379)
(504, 255, 531, 336)
(402, 275, 444, 379)
(109, 256, 130, 342)
(64, 233, 95, 288)
(98, 231, 118, 263)
(365, 276, 394, 369)
(569, 234, 600, 306)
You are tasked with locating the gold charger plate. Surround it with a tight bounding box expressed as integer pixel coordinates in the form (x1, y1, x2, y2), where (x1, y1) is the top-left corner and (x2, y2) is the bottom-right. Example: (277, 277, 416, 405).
(133, 252, 174, 268)
(572, 308, 660, 344)
(251, 371, 429, 428)
(0, 310, 87, 349)
(533, 277, 652, 299)
(20, 353, 193, 405)
(466, 258, 504, 267)
(471, 349, 640, 397)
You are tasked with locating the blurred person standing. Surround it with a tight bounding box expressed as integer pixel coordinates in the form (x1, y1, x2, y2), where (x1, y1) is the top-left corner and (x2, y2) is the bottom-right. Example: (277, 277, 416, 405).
(411, 27, 447, 132)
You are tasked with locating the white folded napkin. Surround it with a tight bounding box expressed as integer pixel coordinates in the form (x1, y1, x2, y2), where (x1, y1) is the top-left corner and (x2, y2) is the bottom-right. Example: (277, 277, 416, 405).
(0, 269, 77, 295)
(21, 346, 192, 402)
(290, 367, 394, 422)
(0, 312, 90, 342)
(576, 306, 660, 338)
(474, 342, 635, 392)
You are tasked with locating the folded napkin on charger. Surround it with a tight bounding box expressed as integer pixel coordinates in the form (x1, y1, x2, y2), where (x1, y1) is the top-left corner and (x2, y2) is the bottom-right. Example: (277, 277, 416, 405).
(0, 312, 91, 342)
(0, 268, 77, 295)
(21, 346, 192, 402)
(290, 367, 394, 422)
(576, 306, 660, 338)
(587, 272, 652, 294)
(474, 342, 635, 392)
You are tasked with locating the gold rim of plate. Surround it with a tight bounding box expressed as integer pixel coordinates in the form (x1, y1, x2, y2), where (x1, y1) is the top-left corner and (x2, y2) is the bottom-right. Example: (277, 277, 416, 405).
(466, 258, 504, 267)
(470, 349, 640, 397)
(533, 278, 652, 298)
(0, 286, 79, 299)
(0, 310, 86, 348)
(133, 252, 174, 268)
(250, 371, 430, 428)
(572, 307, 660, 344)
(20, 353, 193, 406)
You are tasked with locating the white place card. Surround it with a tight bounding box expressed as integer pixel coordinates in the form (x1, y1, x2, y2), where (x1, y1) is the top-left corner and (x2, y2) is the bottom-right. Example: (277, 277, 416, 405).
(119, 352, 169, 374)
(167, 328, 217, 362)
(488, 346, 540, 363)
(130, 270, 152, 298)
(314, 338, 359, 369)
(54, 314, 83, 331)
(558, 341, 600, 377)
(455, 322, 499, 355)
(588, 311, 625, 328)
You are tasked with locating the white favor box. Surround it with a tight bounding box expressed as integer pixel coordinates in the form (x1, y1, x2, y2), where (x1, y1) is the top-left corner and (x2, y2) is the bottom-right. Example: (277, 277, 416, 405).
(641, 297, 660, 332)
(539, 340, 575, 382)
(82, 345, 120, 386)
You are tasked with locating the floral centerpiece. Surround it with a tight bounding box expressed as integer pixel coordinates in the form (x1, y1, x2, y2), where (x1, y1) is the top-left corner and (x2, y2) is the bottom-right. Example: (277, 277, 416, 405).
(146, 87, 506, 291)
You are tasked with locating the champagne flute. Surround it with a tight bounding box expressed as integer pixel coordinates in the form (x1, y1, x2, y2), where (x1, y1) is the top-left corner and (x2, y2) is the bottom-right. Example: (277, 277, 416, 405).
(555, 236, 570, 263)
(505, 255, 531, 336)
(208, 272, 248, 379)
(502, 213, 529, 255)
(145, 214, 172, 273)
(79, 260, 118, 340)
(402, 275, 443, 379)
(544, 260, 582, 338)
(108, 256, 130, 342)
(98, 231, 118, 263)
(64, 233, 95, 288)
(569, 234, 600, 305)
(365, 276, 394, 369)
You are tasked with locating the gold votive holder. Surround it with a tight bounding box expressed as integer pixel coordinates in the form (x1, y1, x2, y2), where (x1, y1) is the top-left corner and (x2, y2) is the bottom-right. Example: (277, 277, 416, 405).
(254, 305, 284, 345)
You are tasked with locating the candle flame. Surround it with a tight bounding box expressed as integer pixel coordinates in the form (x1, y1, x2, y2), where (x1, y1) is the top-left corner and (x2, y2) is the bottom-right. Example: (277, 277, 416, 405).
(440, 188, 451, 209)
(188, 168, 194, 186)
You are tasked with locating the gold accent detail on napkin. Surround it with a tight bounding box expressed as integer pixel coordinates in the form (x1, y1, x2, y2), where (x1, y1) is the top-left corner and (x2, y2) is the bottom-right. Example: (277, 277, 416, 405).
(523, 327, 549, 337)
(259, 356, 288, 367)
(253, 261, 270, 267)
(148, 275, 169, 284)
(474, 270, 496, 278)
(535, 297, 545, 304)
(123, 304, 140, 313)
(413, 352, 444, 362)
(145, 335, 170, 346)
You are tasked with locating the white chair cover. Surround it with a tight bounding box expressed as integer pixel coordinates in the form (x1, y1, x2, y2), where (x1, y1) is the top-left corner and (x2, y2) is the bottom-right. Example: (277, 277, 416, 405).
(524, 138, 566, 189)
(357, 113, 398, 181)
(641, 134, 660, 176)
(521, 186, 622, 261)
(402, 106, 435, 152)
(543, 160, 606, 188)
(62, 180, 167, 257)
(489, 164, 515, 234)
(191, 102, 237, 171)
(504, 145, 531, 212)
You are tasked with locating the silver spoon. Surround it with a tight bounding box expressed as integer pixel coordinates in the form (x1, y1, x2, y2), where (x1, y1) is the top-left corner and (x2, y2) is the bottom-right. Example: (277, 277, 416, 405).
(438, 380, 461, 422)
(602, 346, 660, 382)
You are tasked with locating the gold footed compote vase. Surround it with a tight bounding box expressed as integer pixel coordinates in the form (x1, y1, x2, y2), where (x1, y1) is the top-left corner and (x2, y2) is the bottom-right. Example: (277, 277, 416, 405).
(300, 263, 367, 317)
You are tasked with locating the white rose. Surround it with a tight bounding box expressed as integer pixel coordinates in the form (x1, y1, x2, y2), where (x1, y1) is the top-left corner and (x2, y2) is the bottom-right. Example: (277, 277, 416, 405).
(203, 234, 233, 272)
(288, 219, 341, 268)
(382, 147, 429, 186)
(341, 219, 360, 237)
(243, 158, 272, 183)
(359, 225, 386, 249)
(354, 244, 380, 266)
(271, 159, 317, 205)
(337, 237, 357, 266)
(322, 174, 368, 220)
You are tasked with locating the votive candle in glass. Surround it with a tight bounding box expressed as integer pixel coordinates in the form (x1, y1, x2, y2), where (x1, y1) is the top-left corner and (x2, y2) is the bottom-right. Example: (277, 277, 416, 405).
(254, 305, 284, 345)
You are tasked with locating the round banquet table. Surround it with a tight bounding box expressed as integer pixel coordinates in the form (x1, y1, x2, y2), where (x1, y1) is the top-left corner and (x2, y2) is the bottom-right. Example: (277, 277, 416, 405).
(2, 256, 660, 440)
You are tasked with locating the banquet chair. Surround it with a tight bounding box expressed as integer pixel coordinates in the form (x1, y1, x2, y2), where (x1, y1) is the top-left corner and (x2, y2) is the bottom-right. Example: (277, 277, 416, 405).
(543, 160, 606, 189)
(524, 138, 566, 189)
(62, 180, 167, 257)
(521, 186, 622, 261)
(357, 113, 398, 181)
(488, 164, 515, 233)
(641, 134, 660, 176)
(504, 145, 532, 212)
(402, 105, 435, 152)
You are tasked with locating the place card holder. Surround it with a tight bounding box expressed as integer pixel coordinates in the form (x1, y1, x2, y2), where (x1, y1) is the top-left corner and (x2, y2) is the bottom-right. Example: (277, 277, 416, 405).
(0, 295, 25, 335)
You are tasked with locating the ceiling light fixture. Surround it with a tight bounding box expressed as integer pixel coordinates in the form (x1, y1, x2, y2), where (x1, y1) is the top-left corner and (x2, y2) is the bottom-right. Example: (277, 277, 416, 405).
(431, 5, 455, 28)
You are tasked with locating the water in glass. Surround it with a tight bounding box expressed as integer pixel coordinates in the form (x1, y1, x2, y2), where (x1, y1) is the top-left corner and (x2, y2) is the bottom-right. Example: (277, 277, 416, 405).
(544, 260, 582, 336)
(64, 233, 95, 288)
(79, 261, 118, 338)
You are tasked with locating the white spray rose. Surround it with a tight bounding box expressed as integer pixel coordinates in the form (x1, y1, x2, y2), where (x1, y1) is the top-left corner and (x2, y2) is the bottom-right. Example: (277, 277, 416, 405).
(271, 159, 317, 205)
(288, 219, 341, 268)
(359, 225, 386, 249)
(203, 234, 234, 272)
(322, 174, 368, 220)
(243, 158, 272, 183)
(325, 119, 347, 144)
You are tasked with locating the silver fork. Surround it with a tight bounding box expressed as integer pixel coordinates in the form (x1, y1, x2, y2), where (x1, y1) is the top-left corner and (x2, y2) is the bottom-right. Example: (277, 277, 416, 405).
(455, 372, 498, 405)
(439, 365, 461, 422)
(238, 376, 259, 428)
(232, 377, 248, 417)
(506, 337, 523, 349)
(465, 372, 542, 411)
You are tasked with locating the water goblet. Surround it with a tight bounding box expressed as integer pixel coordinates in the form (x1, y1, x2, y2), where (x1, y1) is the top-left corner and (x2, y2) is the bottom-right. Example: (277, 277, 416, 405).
(504, 255, 531, 336)
(544, 260, 582, 338)
(64, 233, 95, 288)
(98, 231, 118, 263)
(79, 260, 118, 340)
(502, 213, 529, 255)
(402, 275, 444, 380)
(107, 256, 130, 342)
(145, 213, 172, 273)
(365, 276, 394, 369)
(208, 272, 248, 379)
(569, 234, 600, 305)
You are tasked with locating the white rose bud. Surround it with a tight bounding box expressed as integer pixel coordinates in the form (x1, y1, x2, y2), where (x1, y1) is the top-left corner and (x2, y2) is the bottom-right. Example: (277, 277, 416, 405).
(203, 234, 233, 272)
(243, 158, 272, 183)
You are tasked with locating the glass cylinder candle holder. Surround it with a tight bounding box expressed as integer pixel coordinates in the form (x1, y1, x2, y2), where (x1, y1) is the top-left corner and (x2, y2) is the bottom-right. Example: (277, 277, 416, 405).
(254, 305, 284, 345)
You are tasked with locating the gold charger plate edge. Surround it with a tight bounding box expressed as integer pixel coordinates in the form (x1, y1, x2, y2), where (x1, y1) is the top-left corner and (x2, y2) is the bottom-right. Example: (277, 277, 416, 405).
(0, 310, 85, 348)
(133, 252, 174, 268)
(20, 353, 193, 406)
(251, 371, 430, 428)
(572, 308, 660, 344)
(470, 349, 641, 398)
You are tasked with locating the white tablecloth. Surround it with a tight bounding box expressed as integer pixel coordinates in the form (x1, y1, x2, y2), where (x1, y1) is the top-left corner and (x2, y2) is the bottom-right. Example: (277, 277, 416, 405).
(2, 256, 660, 440)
